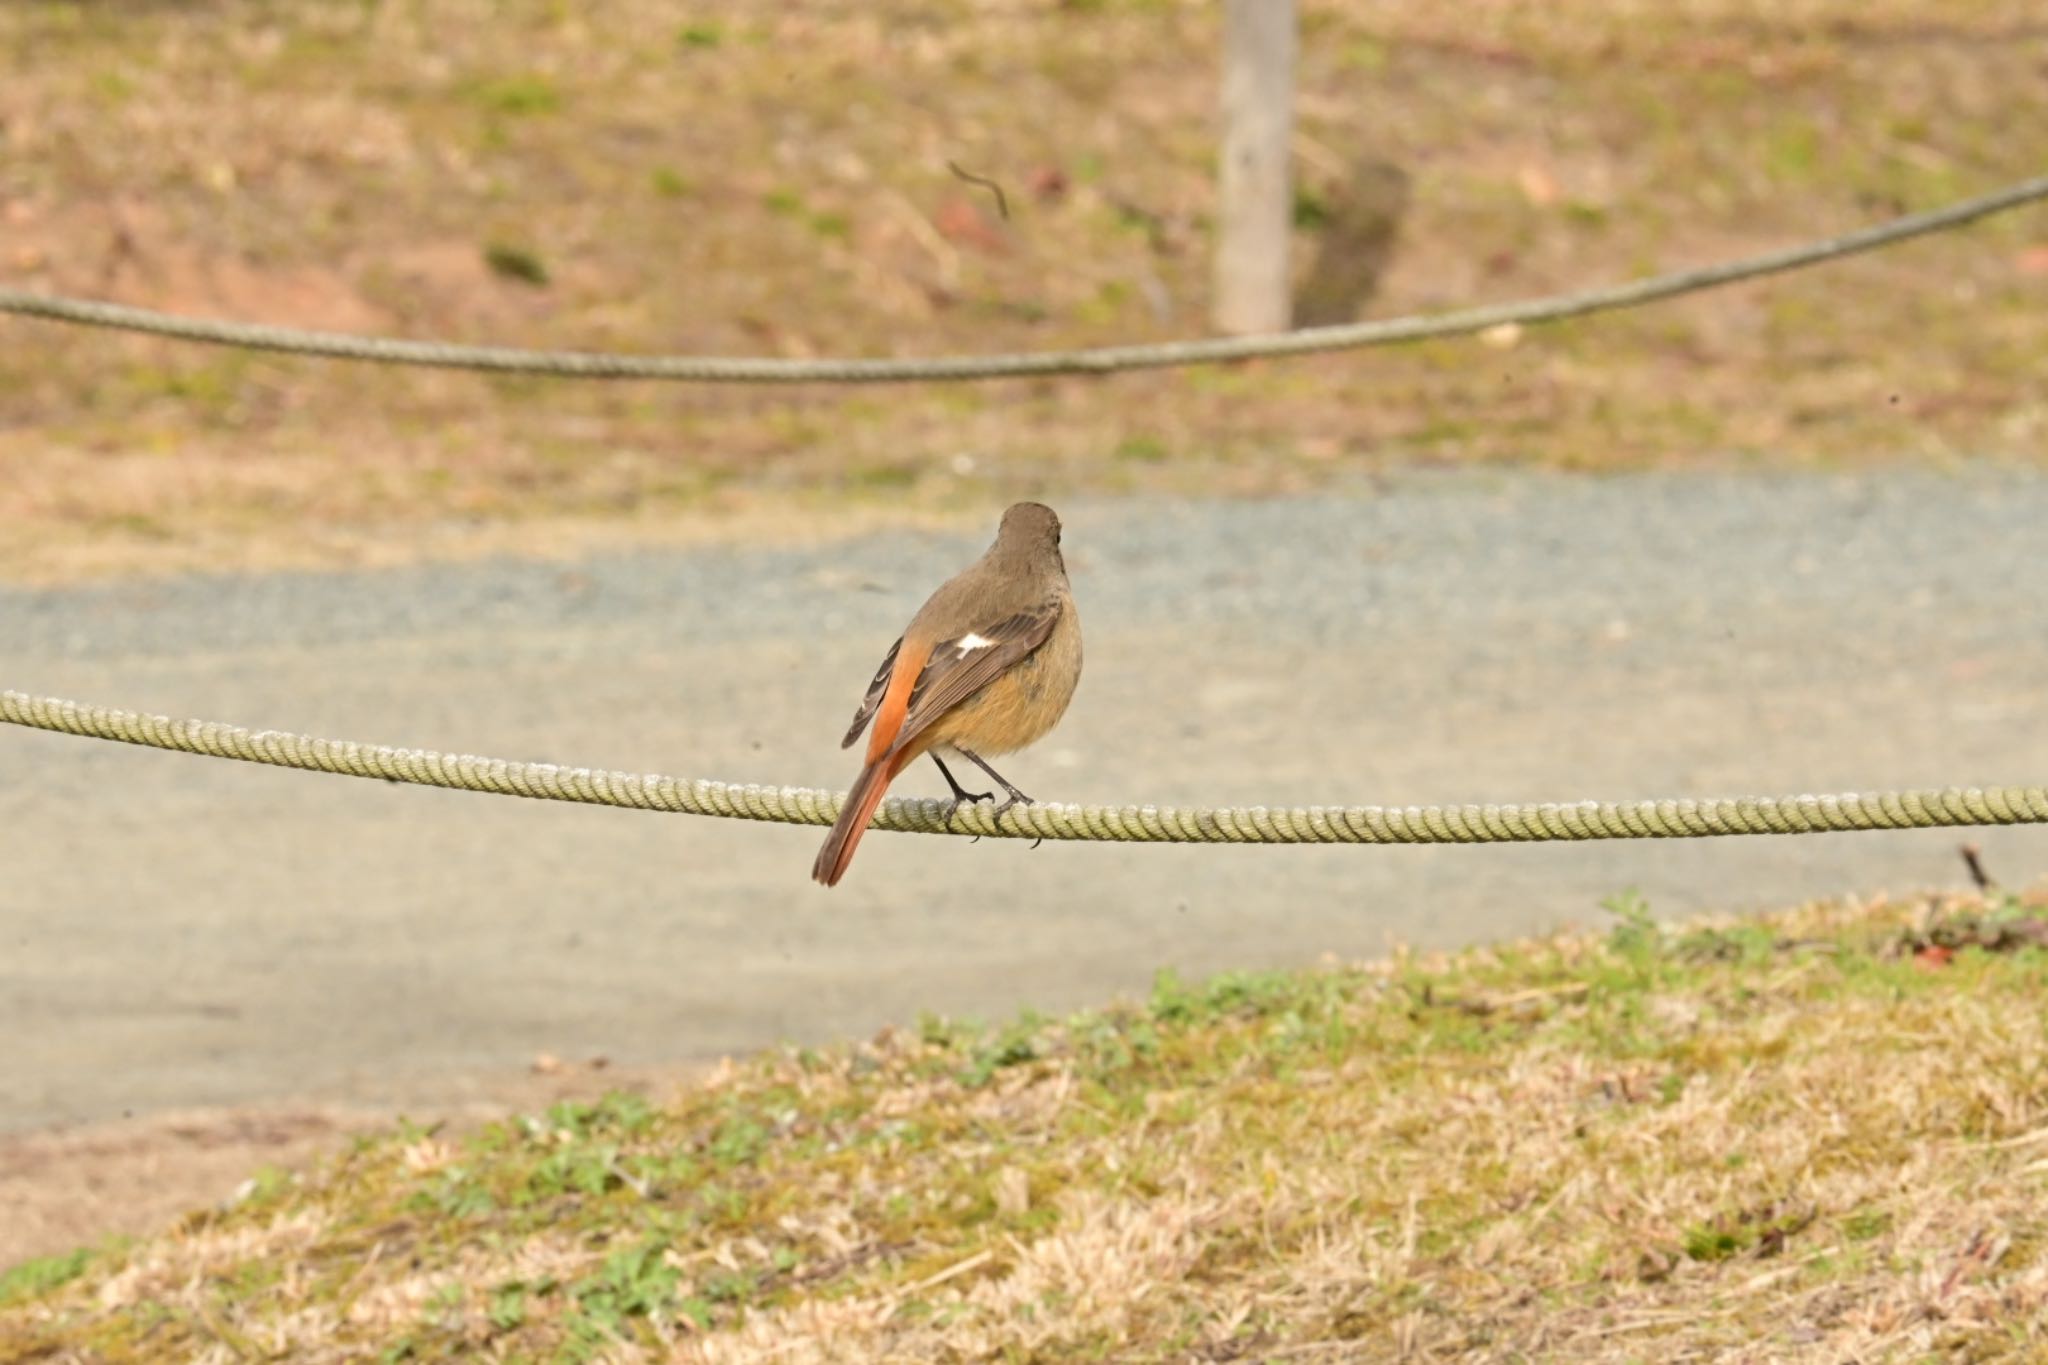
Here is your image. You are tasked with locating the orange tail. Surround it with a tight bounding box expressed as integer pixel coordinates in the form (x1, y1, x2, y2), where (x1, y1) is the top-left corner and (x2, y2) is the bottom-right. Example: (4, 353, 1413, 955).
(813, 750, 911, 886)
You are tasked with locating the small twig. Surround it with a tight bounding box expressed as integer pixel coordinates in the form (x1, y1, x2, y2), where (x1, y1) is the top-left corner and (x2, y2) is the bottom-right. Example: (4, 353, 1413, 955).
(1254, 1341, 1369, 1361)
(606, 1155, 651, 1199)
(339, 1239, 388, 1298)
(904, 1246, 994, 1296)
(884, 1247, 996, 1318)
(946, 161, 1010, 220)
(1960, 842, 1995, 893)
(879, 190, 960, 290)
(1458, 982, 1591, 1015)
(192, 1299, 259, 1360)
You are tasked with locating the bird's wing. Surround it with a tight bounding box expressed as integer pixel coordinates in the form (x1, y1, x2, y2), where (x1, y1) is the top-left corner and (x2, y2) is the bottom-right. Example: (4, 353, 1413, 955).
(840, 636, 902, 749)
(885, 602, 1063, 758)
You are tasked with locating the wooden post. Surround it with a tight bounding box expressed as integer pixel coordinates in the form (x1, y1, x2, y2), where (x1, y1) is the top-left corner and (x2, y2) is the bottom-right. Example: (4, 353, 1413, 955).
(1213, 0, 1297, 335)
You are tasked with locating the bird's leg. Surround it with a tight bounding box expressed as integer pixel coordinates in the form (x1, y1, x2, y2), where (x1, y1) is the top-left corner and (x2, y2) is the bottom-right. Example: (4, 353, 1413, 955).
(955, 748, 1043, 847)
(930, 752, 993, 833)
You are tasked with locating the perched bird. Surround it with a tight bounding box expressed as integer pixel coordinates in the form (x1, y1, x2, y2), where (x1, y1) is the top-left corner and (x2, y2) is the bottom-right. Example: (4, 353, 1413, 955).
(814, 502, 1082, 886)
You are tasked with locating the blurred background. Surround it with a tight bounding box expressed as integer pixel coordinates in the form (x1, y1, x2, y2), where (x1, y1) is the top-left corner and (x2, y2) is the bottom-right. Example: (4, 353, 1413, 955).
(4, 0, 2045, 576)
(3, 0, 2046, 1261)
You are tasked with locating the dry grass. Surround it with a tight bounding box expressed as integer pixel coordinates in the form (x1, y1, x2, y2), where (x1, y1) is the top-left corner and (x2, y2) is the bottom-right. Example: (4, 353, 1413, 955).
(9, 888, 2048, 1360)
(2, 0, 2045, 579)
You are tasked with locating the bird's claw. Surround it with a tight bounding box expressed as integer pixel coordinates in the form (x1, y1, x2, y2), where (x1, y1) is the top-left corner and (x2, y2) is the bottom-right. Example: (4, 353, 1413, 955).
(990, 791, 1041, 847)
(990, 792, 1032, 822)
(941, 789, 995, 836)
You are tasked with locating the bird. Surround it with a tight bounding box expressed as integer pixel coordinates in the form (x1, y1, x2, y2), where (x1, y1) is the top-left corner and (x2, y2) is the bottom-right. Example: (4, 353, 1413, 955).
(814, 502, 1083, 886)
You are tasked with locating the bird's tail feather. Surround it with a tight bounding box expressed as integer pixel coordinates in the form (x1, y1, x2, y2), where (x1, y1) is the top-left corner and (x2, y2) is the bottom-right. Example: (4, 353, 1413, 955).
(812, 750, 909, 886)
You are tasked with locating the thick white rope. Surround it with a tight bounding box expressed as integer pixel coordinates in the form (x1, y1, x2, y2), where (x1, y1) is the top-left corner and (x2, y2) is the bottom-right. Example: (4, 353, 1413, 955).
(7, 691, 2046, 845)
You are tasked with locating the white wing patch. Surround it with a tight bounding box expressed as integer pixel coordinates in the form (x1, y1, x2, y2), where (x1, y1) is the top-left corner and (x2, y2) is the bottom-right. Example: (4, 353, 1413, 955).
(953, 632, 996, 657)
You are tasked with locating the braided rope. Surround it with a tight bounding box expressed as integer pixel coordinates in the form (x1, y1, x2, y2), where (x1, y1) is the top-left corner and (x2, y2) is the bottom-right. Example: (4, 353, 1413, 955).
(3, 176, 2044, 383)
(9, 690, 2047, 845)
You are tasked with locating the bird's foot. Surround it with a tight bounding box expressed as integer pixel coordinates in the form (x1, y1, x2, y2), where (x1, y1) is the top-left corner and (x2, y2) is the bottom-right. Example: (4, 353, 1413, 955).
(990, 789, 1044, 847)
(956, 748, 1042, 847)
(990, 789, 1034, 822)
(941, 788, 996, 837)
(931, 752, 995, 838)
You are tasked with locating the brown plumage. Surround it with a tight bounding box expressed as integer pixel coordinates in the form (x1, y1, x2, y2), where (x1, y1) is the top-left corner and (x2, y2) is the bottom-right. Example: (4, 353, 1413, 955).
(813, 502, 1083, 886)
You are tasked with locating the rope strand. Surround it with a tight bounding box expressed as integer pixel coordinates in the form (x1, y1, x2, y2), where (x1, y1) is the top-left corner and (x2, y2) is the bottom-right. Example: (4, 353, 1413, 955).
(8, 690, 2046, 845)
(2, 176, 2043, 384)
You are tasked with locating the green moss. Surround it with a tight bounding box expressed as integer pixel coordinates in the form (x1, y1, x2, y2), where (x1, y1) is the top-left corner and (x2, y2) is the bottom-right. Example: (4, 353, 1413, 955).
(1113, 434, 1170, 464)
(482, 241, 550, 285)
(0, 1249, 92, 1306)
(1764, 118, 1824, 183)
(467, 73, 560, 116)
(1291, 186, 1332, 230)
(89, 67, 135, 104)
(649, 166, 692, 197)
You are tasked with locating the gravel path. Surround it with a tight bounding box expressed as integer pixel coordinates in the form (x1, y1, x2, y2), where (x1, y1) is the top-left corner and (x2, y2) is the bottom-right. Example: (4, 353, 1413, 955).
(5, 468, 2046, 1134)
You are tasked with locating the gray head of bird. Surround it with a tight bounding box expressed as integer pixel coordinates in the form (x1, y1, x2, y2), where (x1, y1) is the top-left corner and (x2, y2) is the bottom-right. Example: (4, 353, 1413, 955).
(996, 501, 1062, 550)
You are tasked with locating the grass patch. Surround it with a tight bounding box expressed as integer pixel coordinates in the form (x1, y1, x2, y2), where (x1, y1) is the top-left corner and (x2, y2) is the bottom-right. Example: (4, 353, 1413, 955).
(0, 1250, 92, 1308)
(465, 73, 561, 117)
(7, 889, 2048, 1359)
(675, 21, 725, 50)
(481, 240, 551, 286)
